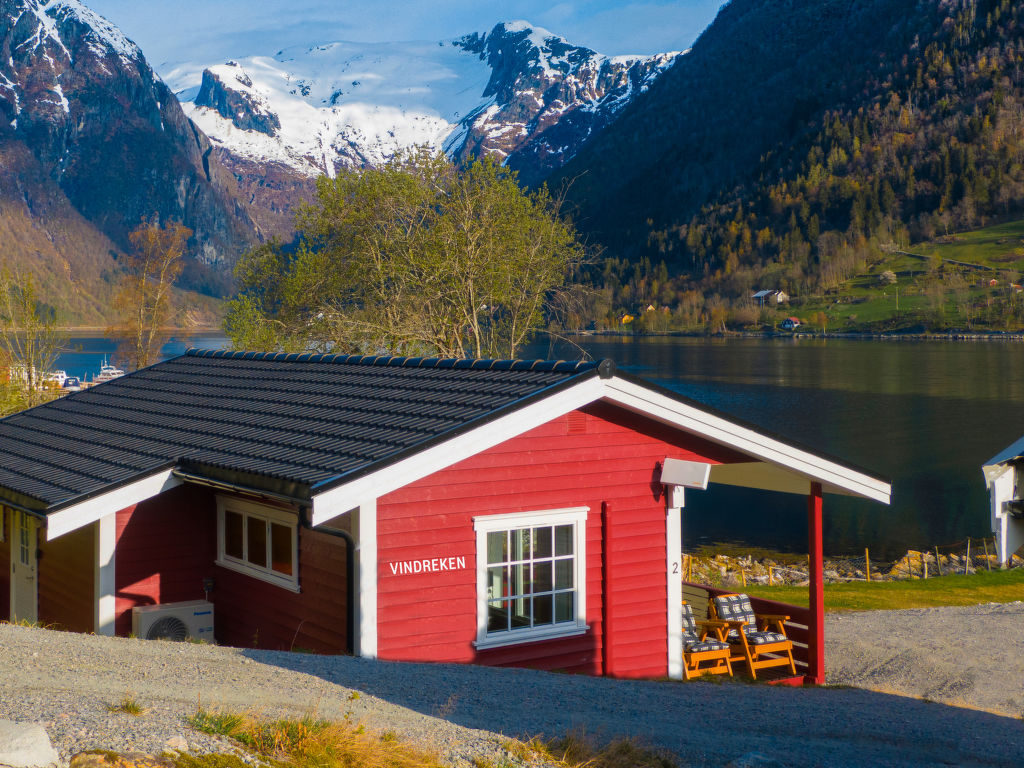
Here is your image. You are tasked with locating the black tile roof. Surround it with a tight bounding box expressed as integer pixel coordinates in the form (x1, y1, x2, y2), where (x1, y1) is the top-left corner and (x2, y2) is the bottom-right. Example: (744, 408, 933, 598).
(0, 350, 612, 514)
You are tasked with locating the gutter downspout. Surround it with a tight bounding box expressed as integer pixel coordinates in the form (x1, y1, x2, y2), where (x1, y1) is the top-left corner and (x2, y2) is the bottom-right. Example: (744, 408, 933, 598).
(299, 508, 356, 656)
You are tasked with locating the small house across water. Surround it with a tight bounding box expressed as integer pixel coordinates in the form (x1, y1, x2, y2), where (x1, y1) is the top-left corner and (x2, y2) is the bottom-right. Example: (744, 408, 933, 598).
(0, 350, 890, 683)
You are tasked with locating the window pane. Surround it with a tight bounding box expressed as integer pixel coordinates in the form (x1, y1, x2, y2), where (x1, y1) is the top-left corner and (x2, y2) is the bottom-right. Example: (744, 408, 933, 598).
(512, 528, 531, 561)
(533, 594, 553, 626)
(487, 531, 507, 564)
(487, 566, 508, 599)
(533, 526, 552, 558)
(270, 522, 292, 575)
(533, 561, 552, 593)
(247, 519, 267, 568)
(511, 597, 530, 628)
(510, 563, 527, 597)
(555, 559, 573, 589)
(224, 511, 243, 560)
(555, 592, 574, 623)
(554, 525, 573, 556)
(488, 600, 508, 632)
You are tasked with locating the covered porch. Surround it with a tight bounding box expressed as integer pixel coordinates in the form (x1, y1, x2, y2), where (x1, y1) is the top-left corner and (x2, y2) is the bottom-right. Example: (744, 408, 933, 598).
(662, 452, 878, 685)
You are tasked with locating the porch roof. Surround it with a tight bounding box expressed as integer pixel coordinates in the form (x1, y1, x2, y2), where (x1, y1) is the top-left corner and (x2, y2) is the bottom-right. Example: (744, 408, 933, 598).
(0, 349, 890, 535)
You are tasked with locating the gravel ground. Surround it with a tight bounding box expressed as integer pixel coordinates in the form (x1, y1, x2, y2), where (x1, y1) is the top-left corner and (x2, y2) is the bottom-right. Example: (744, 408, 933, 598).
(2, 605, 1024, 768)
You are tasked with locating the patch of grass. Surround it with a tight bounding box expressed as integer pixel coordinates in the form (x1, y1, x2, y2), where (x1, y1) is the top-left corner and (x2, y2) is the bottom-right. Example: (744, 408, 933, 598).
(543, 730, 678, 768)
(108, 695, 145, 715)
(501, 731, 677, 768)
(185, 708, 443, 768)
(744, 567, 1024, 611)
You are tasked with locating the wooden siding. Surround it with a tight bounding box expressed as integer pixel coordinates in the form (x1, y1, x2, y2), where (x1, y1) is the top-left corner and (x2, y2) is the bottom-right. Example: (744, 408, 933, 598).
(113, 485, 349, 653)
(114, 484, 216, 635)
(0, 509, 10, 619)
(38, 523, 94, 632)
(376, 401, 748, 678)
(213, 526, 349, 654)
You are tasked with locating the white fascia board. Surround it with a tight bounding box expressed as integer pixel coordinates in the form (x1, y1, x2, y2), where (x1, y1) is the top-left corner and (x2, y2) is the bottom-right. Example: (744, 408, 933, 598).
(603, 378, 892, 504)
(47, 469, 182, 541)
(310, 376, 606, 526)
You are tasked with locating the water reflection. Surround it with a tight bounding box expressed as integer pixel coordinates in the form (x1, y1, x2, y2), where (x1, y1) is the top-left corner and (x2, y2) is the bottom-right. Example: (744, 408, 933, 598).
(528, 336, 1024, 559)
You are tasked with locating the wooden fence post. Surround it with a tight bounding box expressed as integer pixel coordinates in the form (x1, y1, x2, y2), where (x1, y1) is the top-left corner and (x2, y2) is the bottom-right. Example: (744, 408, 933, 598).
(865, 548, 871, 582)
(983, 538, 992, 572)
(935, 545, 942, 576)
(965, 538, 971, 575)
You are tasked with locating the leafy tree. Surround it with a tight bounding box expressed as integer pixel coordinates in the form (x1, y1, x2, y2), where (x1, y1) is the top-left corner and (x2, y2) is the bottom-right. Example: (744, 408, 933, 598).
(108, 221, 191, 371)
(226, 150, 583, 358)
(0, 267, 66, 413)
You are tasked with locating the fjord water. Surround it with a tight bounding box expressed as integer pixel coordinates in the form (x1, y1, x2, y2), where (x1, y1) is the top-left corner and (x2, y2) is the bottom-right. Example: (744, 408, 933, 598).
(57, 334, 1022, 559)
(527, 336, 1024, 560)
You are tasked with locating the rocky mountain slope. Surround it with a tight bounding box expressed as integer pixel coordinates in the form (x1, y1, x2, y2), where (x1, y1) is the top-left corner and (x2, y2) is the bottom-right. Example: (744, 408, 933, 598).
(553, 0, 1024, 301)
(0, 0, 256, 317)
(162, 21, 679, 228)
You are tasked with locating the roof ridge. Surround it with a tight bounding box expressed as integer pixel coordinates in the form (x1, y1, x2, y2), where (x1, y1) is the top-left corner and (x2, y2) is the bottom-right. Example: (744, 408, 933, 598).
(184, 348, 613, 376)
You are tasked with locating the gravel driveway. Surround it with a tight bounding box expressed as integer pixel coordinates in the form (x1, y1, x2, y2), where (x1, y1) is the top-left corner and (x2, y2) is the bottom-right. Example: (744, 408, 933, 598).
(2, 605, 1024, 768)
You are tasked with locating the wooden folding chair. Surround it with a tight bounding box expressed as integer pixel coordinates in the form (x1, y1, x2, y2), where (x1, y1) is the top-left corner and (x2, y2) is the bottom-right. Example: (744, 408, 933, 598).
(681, 600, 732, 680)
(709, 593, 796, 680)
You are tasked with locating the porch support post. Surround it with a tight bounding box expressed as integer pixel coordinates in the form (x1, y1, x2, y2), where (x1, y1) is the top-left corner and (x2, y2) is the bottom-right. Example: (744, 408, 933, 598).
(666, 497, 683, 680)
(807, 482, 825, 684)
(353, 499, 378, 659)
(94, 513, 116, 635)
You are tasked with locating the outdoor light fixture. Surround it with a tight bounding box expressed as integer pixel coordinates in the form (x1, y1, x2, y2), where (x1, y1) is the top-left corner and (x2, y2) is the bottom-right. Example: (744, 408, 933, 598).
(661, 458, 711, 508)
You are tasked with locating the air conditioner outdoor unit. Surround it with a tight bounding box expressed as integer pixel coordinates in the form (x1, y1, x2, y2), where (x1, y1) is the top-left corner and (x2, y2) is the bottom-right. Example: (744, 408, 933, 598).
(132, 599, 215, 642)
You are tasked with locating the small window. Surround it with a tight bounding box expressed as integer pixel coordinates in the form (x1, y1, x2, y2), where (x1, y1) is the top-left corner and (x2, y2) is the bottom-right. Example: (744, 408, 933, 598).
(473, 507, 588, 649)
(216, 496, 299, 591)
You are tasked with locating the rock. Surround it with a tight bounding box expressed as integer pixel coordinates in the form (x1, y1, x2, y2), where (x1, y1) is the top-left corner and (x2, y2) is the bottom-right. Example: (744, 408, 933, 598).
(0, 720, 59, 768)
(163, 736, 188, 752)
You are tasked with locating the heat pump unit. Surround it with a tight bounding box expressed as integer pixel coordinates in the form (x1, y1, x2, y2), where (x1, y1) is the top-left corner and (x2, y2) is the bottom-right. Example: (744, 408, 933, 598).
(132, 600, 215, 642)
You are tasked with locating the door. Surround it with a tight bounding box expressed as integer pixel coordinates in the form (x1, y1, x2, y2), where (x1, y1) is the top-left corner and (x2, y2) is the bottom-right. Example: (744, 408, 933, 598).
(10, 511, 37, 623)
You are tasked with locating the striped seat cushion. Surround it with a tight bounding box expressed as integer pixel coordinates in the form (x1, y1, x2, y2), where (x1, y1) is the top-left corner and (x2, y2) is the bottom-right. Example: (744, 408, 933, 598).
(746, 631, 788, 646)
(683, 632, 729, 653)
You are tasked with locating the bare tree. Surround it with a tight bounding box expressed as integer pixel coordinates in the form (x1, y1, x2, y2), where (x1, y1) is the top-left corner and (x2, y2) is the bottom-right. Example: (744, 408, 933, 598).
(0, 266, 66, 413)
(109, 221, 191, 370)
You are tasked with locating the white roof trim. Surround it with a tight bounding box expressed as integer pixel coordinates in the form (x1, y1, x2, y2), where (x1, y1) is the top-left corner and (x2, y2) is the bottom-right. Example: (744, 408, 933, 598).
(602, 378, 891, 504)
(46, 469, 182, 541)
(311, 373, 890, 524)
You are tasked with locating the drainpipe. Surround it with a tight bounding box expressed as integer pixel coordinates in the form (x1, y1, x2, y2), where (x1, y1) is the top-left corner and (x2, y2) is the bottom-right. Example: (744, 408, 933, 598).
(299, 508, 356, 656)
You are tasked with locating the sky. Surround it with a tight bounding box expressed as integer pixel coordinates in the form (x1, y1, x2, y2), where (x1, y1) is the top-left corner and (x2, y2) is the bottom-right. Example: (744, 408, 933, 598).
(84, 0, 726, 68)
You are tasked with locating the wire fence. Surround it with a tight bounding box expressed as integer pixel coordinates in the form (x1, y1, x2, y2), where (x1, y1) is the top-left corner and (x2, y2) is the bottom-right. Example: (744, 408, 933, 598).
(682, 537, 1023, 587)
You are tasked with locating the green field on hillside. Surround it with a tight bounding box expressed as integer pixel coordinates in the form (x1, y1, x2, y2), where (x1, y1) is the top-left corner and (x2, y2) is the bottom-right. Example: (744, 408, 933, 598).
(773, 219, 1024, 333)
(919, 219, 1024, 271)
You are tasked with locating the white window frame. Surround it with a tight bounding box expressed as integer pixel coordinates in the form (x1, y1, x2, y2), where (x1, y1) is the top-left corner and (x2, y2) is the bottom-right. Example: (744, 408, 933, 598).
(216, 495, 300, 592)
(473, 506, 589, 650)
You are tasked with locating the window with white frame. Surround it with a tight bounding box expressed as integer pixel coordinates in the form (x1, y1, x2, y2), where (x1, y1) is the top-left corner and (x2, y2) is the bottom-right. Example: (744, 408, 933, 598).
(216, 496, 299, 591)
(473, 507, 588, 649)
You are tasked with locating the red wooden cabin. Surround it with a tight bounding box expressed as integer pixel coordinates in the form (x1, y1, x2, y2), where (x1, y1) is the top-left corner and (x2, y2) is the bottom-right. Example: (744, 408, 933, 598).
(0, 351, 889, 683)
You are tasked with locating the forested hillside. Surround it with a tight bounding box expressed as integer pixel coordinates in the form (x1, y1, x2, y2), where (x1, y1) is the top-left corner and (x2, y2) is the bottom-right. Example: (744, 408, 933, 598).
(554, 0, 1024, 318)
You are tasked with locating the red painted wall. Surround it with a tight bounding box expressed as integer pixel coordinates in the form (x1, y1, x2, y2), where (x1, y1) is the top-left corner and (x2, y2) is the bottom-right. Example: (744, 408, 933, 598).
(375, 402, 746, 678)
(114, 484, 217, 635)
(213, 526, 348, 654)
(114, 484, 348, 653)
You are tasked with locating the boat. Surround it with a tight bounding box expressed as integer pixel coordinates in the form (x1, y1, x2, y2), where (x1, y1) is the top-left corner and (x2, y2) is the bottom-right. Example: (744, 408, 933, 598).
(94, 357, 126, 383)
(62, 376, 82, 392)
(43, 369, 67, 387)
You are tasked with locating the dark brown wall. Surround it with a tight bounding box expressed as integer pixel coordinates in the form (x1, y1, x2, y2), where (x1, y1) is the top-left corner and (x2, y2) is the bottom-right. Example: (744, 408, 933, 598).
(38, 522, 94, 632)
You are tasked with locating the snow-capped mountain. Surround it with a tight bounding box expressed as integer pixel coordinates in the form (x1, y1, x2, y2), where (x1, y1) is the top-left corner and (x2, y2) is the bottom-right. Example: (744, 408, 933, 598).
(0, 0, 255, 307)
(165, 21, 681, 183)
